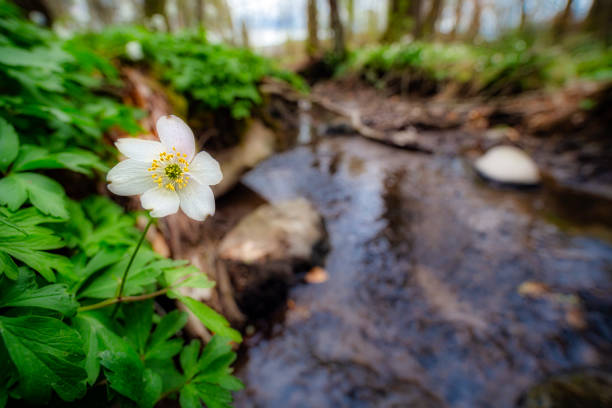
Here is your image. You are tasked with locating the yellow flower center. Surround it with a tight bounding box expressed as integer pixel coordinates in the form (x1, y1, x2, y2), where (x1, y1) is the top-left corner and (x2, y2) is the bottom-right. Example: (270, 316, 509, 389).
(147, 147, 190, 191)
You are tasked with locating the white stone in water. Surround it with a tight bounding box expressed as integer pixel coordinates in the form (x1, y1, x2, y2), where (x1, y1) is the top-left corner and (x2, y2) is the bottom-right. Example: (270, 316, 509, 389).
(474, 145, 540, 185)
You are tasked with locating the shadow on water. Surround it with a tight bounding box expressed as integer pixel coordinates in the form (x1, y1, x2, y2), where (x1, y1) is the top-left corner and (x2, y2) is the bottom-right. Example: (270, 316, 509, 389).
(234, 107, 612, 408)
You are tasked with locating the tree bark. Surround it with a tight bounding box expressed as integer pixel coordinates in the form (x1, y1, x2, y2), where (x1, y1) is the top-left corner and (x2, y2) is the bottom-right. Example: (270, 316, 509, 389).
(381, 0, 414, 42)
(412, 0, 423, 38)
(583, 0, 611, 44)
(466, 0, 481, 41)
(346, 0, 355, 42)
(450, 0, 463, 40)
(328, 0, 346, 57)
(88, 0, 115, 26)
(423, 0, 443, 38)
(306, 0, 319, 57)
(196, 0, 204, 26)
(552, 0, 574, 39)
(144, 0, 169, 29)
(240, 20, 250, 49)
(519, 0, 527, 30)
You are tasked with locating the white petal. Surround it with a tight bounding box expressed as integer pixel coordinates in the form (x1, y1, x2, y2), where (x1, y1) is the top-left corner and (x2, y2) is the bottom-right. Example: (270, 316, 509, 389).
(178, 180, 215, 221)
(115, 138, 165, 162)
(140, 187, 180, 218)
(156, 115, 196, 160)
(106, 159, 156, 196)
(188, 151, 223, 186)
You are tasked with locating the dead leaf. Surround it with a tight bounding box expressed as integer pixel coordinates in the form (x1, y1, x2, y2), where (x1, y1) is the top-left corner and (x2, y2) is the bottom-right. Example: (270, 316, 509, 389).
(518, 281, 551, 298)
(305, 266, 329, 284)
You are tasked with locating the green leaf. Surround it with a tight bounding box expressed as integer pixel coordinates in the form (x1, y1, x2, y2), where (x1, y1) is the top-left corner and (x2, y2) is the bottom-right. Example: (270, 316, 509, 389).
(176, 336, 243, 408)
(0, 117, 18, 172)
(122, 300, 153, 355)
(100, 349, 144, 403)
(179, 384, 201, 408)
(148, 310, 188, 349)
(11, 173, 68, 218)
(164, 265, 215, 290)
(78, 248, 161, 299)
(72, 311, 127, 385)
(0, 175, 27, 211)
(179, 339, 201, 379)
(13, 146, 107, 176)
(100, 347, 161, 408)
(145, 338, 183, 361)
(0, 233, 71, 282)
(0, 315, 87, 403)
(142, 368, 162, 408)
(0, 252, 18, 279)
(189, 382, 233, 408)
(177, 296, 242, 343)
(0, 269, 78, 315)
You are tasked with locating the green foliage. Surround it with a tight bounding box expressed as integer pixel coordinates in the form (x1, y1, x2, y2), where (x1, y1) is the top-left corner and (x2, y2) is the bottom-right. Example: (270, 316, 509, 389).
(339, 37, 612, 96)
(0, 4, 243, 407)
(73, 26, 307, 118)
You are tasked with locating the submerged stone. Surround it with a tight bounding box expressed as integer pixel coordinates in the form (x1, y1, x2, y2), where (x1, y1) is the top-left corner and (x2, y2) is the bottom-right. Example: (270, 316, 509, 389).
(474, 145, 541, 186)
(218, 198, 327, 319)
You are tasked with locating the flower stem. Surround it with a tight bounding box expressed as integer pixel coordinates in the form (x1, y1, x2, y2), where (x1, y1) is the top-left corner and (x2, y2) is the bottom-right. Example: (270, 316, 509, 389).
(110, 217, 154, 317)
(78, 288, 169, 312)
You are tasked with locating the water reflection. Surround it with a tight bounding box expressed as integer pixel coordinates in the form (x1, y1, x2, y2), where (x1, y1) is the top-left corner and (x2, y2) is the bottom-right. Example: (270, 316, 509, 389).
(237, 136, 612, 408)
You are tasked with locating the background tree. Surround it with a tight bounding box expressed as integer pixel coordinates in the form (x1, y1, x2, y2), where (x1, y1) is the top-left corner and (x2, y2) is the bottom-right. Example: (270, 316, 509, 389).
(382, 0, 415, 42)
(584, 0, 612, 44)
(450, 0, 463, 40)
(552, 0, 574, 39)
(422, 0, 443, 38)
(466, 0, 482, 41)
(519, 0, 527, 30)
(307, 0, 319, 57)
(144, 0, 169, 28)
(240, 20, 250, 48)
(346, 0, 355, 42)
(328, 0, 346, 57)
(88, 0, 115, 27)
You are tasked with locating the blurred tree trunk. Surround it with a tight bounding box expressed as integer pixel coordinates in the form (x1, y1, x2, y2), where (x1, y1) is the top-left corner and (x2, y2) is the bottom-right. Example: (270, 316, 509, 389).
(145, 0, 169, 28)
(176, 0, 191, 29)
(196, 0, 204, 26)
(412, 0, 423, 38)
(450, 0, 463, 40)
(306, 0, 319, 57)
(584, 0, 611, 44)
(422, 0, 443, 38)
(466, 0, 481, 41)
(366, 9, 379, 40)
(88, 0, 115, 26)
(240, 20, 250, 48)
(552, 0, 573, 39)
(519, 0, 527, 30)
(381, 0, 414, 42)
(328, 0, 346, 57)
(346, 0, 355, 42)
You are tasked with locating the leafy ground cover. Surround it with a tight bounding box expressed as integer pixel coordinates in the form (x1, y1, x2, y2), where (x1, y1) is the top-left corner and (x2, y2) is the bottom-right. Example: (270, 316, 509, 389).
(337, 35, 612, 97)
(0, 2, 263, 407)
(74, 26, 306, 119)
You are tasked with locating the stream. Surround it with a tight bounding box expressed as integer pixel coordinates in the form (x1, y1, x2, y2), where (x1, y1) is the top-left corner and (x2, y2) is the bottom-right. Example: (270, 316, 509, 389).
(232, 109, 612, 408)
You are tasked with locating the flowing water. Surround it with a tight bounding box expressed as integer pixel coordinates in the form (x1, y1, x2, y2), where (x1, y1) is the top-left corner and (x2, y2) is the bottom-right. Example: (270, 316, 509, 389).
(233, 111, 612, 408)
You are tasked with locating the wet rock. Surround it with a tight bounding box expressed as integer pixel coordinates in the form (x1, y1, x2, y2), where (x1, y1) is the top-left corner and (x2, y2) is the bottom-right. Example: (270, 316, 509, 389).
(518, 369, 612, 408)
(212, 120, 276, 197)
(218, 198, 327, 319)
(474, 145, 541, 186)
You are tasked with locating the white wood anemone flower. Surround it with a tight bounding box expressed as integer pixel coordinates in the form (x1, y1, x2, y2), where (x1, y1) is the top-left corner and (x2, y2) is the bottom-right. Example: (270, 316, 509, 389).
(107, 115, 222, 221)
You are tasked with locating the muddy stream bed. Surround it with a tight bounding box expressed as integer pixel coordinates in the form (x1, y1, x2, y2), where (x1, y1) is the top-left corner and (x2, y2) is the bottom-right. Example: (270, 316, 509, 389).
(229, 108, 612, 408)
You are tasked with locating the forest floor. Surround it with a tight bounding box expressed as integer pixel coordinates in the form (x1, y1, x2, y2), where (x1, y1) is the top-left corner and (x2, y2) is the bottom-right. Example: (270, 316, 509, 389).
(310, 78, 612, 199)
